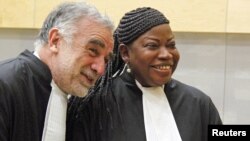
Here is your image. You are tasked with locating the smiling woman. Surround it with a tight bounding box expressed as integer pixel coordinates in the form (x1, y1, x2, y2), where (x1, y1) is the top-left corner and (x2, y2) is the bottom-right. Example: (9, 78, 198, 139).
(67, 7, 222, 141)
(120, 24, 179, 87)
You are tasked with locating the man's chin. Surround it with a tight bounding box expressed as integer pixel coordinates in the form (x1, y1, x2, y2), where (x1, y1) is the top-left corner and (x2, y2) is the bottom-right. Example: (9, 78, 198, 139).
(71, 85, 89, 97)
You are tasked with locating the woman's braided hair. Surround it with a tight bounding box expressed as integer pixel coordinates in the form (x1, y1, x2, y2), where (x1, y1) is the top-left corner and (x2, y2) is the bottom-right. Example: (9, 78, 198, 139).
(67, 7, 170, 140)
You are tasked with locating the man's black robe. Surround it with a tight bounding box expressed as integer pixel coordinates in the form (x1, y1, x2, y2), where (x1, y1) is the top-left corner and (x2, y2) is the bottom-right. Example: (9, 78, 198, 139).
(0, 50, 52, 141)
(67, 71, 222, 141)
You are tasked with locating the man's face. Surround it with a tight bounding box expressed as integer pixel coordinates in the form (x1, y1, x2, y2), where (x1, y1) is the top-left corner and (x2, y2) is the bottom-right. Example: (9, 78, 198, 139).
(52, 18, 114, 97)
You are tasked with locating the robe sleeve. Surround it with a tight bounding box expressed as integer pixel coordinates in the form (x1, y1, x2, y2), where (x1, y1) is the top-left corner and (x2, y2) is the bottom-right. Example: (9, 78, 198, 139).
(208, 97, 223, 125)
(0, 81, 10, 141)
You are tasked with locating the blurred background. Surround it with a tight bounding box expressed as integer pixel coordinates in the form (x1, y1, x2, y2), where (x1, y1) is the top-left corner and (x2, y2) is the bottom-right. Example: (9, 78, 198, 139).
(0, 0, 249, 124)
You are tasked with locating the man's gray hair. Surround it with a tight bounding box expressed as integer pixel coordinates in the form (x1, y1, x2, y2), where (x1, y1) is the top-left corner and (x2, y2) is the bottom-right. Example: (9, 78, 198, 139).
(34, 2, 114, 51)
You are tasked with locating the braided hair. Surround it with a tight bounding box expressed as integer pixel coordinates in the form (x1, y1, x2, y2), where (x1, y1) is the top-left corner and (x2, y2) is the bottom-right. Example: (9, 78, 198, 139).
(67, 7, 170, 141)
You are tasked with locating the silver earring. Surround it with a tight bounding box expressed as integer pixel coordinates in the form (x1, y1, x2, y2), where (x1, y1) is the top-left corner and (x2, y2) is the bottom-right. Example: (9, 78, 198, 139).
(126, 64, 131, 73)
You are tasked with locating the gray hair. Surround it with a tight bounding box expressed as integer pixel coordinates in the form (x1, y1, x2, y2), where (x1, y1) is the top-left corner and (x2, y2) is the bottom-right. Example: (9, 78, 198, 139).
(34, 1, 114, 51)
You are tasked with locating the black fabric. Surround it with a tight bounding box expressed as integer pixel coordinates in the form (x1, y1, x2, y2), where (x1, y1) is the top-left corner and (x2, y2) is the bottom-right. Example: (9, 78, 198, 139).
(0, 50, 52, 141)
(67, 71, 222, 141)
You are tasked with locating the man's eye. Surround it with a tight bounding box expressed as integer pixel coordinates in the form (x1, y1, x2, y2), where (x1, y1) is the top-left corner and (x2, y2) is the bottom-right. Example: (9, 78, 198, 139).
(104, 58, 109, 64)
(104, 53, 115, 64)
(89, 48, 98, 56)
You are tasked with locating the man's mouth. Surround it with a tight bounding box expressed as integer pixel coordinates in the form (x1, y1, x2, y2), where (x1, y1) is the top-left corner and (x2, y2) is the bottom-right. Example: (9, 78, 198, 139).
(80, 71, 95, 86)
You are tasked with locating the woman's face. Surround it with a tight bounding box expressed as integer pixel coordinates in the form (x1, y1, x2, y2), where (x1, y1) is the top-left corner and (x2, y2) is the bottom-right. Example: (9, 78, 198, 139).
(122, 24, 180, 87)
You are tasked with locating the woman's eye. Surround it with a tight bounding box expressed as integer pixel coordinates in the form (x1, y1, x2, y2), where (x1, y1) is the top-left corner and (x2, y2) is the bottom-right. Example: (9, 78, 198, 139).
(145, 43, 158, 49)
(167, 43, 176, 49)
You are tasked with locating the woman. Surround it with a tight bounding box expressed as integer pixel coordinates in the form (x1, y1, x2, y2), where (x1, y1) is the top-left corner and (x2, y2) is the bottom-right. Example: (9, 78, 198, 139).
(67, 7, 222, 141)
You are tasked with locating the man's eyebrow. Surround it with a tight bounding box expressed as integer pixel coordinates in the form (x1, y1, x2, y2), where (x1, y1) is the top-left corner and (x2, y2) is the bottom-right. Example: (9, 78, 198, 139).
(89, 39, 105, 48)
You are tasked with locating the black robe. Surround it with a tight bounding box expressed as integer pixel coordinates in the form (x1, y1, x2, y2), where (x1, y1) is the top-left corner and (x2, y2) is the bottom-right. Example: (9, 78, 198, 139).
(0, 50, 52, 141)
(67, 71, 222, 141)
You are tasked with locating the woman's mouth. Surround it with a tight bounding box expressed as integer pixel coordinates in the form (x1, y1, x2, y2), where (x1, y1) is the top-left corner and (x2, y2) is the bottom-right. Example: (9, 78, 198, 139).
(153, 65, 171, 70)
(152, 64, 172, 71)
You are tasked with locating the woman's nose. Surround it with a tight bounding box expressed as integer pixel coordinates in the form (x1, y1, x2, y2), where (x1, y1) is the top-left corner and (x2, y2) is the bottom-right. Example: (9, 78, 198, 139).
(158, 47, 173, 59)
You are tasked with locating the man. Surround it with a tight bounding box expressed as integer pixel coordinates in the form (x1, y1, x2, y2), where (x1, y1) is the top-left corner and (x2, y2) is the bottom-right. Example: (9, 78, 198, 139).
(0, 2, 114, 141)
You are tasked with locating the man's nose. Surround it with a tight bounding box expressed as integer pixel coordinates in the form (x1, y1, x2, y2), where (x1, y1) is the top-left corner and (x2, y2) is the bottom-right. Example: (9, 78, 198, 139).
(90, 58, 105, 75)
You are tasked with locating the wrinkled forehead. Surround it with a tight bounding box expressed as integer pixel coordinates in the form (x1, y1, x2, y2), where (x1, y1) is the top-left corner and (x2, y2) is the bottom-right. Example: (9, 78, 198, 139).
(76, 18, 114, 47)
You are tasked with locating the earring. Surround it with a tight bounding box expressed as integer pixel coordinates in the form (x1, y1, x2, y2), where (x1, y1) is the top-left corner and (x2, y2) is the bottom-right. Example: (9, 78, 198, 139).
(126, 64, 131, 73)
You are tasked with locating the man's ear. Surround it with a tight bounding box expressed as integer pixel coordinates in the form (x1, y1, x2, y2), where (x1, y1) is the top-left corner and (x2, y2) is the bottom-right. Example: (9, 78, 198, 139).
(48, 28, 60, 53)
(119, 44, 130, 63)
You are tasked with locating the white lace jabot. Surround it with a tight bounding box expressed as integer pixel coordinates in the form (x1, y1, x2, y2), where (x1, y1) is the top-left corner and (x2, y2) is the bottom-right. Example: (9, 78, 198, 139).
(42, 80, 68, 141)
(136, 80, 182, 141)
(34, 50, 68, 141)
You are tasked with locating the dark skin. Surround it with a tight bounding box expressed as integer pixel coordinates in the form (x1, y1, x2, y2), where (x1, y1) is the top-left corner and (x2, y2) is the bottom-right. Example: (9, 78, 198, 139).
(120, 24, 180, 87)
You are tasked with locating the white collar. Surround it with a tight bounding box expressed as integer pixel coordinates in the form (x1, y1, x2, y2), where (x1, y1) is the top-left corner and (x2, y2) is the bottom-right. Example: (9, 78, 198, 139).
(42, 80, 68, 141)
(136, 80, 182, 141)
(33, 50, 40, 59)
(35, 50, 68, 140)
